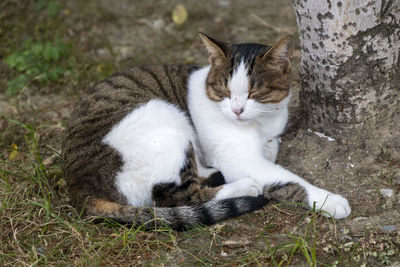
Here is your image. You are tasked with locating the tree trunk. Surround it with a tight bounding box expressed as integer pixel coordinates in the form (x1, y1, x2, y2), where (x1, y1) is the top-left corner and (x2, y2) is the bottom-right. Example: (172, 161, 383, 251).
(292, 0, 400, 139)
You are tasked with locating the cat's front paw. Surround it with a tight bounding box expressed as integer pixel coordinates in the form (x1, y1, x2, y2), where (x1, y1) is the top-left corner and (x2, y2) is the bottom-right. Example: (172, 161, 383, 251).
(307, 188, 351, 219)
(215, 179, 261, 200)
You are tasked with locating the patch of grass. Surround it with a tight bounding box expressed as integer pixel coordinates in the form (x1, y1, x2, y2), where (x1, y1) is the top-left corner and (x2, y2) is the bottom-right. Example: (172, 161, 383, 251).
(1, 0, 117, 97)
(35, 0, 62, 17)
(0, 120, 179, 266)
(376, 147, 399, 186)
(4, 38, 74, 95)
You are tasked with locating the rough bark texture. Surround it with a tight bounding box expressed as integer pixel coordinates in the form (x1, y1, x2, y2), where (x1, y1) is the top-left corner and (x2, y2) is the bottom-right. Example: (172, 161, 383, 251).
(292, 0, 400, 139)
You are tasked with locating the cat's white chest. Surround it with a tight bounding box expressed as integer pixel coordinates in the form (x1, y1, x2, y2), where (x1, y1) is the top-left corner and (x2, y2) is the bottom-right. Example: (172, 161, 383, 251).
(187, 66, 289, 167)
(256, 108, 288, 140)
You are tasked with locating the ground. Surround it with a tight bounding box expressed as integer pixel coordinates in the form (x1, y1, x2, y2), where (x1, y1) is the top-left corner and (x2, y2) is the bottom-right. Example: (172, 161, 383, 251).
(0, 0, 399, 266)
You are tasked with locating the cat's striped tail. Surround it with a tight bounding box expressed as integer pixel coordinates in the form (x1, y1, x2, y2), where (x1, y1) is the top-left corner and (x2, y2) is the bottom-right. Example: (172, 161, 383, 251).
(87, 196, 269, 230)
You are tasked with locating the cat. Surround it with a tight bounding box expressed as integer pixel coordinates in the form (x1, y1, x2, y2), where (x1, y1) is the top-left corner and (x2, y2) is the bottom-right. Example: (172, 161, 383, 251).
(62, 33, 351, 230)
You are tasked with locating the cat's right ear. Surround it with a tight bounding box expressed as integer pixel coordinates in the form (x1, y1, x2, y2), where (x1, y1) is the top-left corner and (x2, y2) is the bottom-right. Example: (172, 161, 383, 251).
(198, 33, 229, 66)
(261, 35, 294, 73)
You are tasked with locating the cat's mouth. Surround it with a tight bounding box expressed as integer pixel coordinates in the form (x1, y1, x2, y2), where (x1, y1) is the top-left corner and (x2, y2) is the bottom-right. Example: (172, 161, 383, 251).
(236, 116, 250, 122)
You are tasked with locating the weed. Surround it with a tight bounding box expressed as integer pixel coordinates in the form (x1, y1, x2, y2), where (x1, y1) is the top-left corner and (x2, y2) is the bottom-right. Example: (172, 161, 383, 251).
(35, 0, 62, 17)
(4, 38, 74, 95)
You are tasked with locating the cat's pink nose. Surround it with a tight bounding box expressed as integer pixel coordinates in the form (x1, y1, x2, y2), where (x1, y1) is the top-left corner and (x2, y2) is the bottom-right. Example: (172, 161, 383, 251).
(233, 107, 244, 115)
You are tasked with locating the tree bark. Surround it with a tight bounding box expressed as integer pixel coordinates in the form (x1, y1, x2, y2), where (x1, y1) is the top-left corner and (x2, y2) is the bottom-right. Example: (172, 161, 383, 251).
(292, 0, 400, 139)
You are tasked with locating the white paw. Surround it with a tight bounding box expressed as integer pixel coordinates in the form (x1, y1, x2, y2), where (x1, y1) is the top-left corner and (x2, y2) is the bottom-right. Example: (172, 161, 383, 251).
(215, 179, 261, 200)
(307, 188, 351, 219)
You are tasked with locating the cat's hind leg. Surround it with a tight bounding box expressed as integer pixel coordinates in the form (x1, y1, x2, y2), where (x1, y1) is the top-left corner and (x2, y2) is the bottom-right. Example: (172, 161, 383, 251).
(103, 100, 197, 207)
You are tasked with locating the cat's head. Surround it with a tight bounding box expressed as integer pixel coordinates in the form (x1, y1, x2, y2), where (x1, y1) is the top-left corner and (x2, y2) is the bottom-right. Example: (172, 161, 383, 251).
(199, 33, 293, 122)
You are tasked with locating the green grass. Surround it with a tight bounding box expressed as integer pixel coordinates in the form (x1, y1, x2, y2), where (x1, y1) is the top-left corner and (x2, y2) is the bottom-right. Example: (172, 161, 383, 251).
(4, 38, 74, 95)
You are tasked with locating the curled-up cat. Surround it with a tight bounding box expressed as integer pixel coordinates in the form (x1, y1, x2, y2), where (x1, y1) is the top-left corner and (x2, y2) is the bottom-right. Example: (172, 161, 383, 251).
(62, 33, 351, 230)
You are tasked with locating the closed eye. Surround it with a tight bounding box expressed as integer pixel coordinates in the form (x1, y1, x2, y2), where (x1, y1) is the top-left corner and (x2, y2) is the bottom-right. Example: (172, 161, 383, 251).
(209, 83, 230, 98)
(248, 89, 258, 98)
(248, 87, 271, 98)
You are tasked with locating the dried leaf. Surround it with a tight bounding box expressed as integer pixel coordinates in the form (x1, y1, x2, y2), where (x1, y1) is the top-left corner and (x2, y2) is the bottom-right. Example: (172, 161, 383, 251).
(97, 64, 104, 73)
(56, 178, 67, 189)
(43, 154, 57, 167)
(9, 150, 19, 160)
(172, 4, 188, 25)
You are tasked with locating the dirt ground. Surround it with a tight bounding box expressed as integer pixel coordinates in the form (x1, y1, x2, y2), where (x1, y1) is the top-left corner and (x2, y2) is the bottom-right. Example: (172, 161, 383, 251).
(1, 0, 399, 266)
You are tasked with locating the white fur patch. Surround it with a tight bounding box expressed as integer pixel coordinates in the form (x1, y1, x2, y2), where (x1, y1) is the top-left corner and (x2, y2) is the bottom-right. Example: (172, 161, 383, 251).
(227, 61, 249, 118)
(228, 61, 249, 97)
(103, 100, 194, 207)
(188, 66, 351, 219)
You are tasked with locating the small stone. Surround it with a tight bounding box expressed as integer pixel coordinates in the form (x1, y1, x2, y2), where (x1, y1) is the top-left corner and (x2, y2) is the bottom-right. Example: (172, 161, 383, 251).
(150, 19, 165, 30)
(339, 235, 352, 241)
(380, 188, 394, 198)
(116, 46, 135, 61)
(222, 240, 250, 247)
(217, 0, 231, 7)
(380, 225, 397, 232)
(383, 198, 393, 209)
(96, 48, 111, 59)
(353, 216, 368, 221)
(220, 251, 228, 257)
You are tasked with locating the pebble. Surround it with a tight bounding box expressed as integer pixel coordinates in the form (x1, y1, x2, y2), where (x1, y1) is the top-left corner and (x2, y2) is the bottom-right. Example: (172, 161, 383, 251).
(383, 198, 393, 209)
(150, 19, 165, 31)
(380, 225, 398, 232)
(380, 188, 394, 198)
(217, 0, 231, 7)
(339, 235, 352, 241)
(353, 217, 369, 221)
(222, 240, 250, 247)
(96, 48, 111, 59)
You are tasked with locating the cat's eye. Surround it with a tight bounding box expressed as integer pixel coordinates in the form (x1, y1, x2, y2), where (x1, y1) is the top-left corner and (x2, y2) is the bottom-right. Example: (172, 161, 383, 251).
(226, 89, 231, 98)
(248, 90, 257, 98)
(209, 83, 230, 99)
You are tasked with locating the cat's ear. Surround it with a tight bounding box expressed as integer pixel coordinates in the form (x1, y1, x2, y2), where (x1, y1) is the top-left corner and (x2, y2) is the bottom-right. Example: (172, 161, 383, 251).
(261, 35, 294, 72)
(199, 33, 229, 66)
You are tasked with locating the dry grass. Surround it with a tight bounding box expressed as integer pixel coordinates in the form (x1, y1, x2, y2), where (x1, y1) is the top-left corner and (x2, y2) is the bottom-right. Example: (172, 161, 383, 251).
(1, 1, 399, 266)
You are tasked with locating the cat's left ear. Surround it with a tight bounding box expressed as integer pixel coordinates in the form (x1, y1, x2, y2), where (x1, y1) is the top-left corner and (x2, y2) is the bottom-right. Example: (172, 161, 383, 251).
(199, 33, 229, 66)
(261, 35, 294, 72)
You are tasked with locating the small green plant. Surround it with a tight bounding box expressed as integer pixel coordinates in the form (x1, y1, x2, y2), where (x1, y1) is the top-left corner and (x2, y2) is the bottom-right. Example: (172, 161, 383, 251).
(4, 38, 72, 95)
(35, 0, 62, 17)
